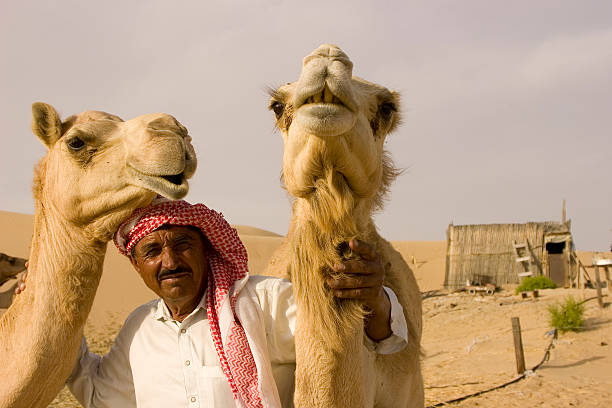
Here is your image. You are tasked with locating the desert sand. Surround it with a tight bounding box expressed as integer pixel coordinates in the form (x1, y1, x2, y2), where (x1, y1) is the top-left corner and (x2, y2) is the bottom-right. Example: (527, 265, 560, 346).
(1, 210, 610, 407)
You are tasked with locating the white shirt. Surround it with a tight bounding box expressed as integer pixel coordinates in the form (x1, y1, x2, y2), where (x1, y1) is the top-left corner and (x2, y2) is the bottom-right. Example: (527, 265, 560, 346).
(68, 276, 408, 408)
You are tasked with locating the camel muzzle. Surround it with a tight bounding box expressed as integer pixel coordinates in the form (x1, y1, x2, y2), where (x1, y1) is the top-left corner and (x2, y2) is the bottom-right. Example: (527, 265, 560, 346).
(293, 44, 358, 113)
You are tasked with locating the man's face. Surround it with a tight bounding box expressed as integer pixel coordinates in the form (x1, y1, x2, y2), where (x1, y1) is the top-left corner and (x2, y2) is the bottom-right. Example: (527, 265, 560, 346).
(130, 225, 209, 307)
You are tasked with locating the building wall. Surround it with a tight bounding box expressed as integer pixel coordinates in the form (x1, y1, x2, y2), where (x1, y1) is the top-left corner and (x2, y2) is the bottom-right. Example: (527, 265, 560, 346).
(444, 222, 572, 289)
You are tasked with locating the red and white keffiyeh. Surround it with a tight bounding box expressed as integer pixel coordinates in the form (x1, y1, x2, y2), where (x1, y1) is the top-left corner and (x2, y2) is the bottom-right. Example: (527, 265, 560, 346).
(114, 198, 265, 407)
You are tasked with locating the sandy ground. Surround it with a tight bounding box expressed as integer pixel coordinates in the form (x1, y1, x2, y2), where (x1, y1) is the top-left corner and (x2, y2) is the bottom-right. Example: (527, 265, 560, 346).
(422, 288, 611, 407)
(1, 210, 611, 407)
(45, 289, 612, 408)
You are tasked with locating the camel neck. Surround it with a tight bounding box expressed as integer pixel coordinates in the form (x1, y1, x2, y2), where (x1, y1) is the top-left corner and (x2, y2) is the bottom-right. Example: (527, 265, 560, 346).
(0, 201, 107, 407)
(287, 195, 376, 408)
(27, 203, 106, 328)
(291, 195, 374, 239)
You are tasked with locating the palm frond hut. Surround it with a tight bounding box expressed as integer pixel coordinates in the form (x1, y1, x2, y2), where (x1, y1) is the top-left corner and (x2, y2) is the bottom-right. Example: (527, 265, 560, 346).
(444, 221, 576, 289)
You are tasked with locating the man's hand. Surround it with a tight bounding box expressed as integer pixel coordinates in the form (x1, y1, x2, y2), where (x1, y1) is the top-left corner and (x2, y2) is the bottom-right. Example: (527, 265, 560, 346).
(14, 261, 28, 295)
(326, 239, 392, 341)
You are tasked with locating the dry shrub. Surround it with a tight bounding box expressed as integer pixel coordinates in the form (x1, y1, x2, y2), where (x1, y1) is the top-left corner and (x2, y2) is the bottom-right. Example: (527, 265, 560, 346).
(548, 295, 584, 333)
(516, 276, 556, 294)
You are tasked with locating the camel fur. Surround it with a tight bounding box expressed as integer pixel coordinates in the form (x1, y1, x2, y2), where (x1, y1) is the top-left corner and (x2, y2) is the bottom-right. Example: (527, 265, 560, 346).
(266, 44, 423, 407)
(0, 103, 196, 408)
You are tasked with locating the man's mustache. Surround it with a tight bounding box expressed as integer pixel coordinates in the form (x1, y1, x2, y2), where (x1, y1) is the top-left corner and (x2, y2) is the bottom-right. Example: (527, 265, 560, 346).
(158, 267, 191, 280)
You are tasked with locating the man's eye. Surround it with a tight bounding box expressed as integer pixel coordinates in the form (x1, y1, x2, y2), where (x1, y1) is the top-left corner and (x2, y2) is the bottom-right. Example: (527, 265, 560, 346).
(143, 248, 161, 258)
(175, 242, 191, 251)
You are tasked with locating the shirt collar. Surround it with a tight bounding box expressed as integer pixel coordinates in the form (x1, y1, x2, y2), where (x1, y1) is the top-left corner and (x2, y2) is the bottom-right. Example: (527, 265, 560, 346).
(154, 291, 207, 322)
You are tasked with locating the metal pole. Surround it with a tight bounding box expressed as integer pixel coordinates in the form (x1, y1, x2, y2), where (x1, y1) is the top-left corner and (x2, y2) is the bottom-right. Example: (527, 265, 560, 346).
(511, 317, 526, 375)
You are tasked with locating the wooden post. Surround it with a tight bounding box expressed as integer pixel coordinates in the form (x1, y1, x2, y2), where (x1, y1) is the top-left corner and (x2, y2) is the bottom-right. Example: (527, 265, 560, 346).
(580, 263, 585, 299)
(568, 243, 572, 282)
(511, 317, 526, 375)
(562, 199, 566, 224)
(594, 265, 604, 309)
(571, 253, 579, 288)
(605, 266, 612, 295)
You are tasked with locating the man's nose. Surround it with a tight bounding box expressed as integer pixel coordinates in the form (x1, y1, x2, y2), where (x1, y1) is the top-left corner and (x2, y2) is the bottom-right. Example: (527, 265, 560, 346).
(160, 247, 180, 270)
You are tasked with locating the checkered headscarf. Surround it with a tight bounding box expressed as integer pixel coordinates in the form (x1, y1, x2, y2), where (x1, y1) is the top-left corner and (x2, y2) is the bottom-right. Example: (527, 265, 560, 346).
(114, 198, 263, 408)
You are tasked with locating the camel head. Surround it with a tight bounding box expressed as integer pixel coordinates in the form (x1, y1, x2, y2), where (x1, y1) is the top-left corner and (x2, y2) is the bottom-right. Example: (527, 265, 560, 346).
(268, 44, 401, 212)
(0, 253, 27, 285)
(31, 102, 197, 240)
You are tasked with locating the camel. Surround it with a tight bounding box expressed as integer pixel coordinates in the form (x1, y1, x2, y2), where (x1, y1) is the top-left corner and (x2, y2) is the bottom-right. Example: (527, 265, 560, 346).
(0, 103, 196, 408)
(0, 254, 27, 309)
(0, 278, 20, 310)
(265, 44, 423, 407)
(0, 254, 26, 287)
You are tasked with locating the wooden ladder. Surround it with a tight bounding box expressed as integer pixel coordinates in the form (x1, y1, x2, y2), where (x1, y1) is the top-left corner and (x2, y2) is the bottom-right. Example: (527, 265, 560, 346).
(513, 240, 533, 280)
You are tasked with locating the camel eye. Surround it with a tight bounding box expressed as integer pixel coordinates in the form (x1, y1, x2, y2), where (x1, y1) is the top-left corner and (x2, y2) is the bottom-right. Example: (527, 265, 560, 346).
(67, 137, 86, 151)
(378, 102, 396, 121)
(270, 101, 285, 119)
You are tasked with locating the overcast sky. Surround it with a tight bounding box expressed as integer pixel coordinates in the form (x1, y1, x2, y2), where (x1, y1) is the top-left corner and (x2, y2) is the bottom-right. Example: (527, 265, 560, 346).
(1, 1, 611, 250)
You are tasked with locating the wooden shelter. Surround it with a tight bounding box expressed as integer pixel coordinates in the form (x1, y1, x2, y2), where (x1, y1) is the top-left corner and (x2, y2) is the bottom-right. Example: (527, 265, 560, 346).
(444, 221, 576, 289)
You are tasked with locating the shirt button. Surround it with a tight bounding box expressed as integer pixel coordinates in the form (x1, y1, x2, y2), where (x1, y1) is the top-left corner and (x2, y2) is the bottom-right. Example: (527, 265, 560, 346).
(185, 360, 191, 366)
(180, 328, 186, 334)
(190, 396, 197, 403)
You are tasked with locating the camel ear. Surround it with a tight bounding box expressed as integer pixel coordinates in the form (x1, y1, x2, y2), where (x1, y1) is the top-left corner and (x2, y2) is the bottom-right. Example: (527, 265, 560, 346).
(31, 102, 63, 148)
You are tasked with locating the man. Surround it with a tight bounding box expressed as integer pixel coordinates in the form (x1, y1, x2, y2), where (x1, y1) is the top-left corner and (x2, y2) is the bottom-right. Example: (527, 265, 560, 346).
(25, 198, 408, 407)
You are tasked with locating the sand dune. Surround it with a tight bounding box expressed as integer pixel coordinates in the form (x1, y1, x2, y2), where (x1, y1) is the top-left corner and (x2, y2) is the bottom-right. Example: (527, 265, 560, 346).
(0, 211, 33, 259)
(391, 241, 447, 292)
(233, 225, 283, 237)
